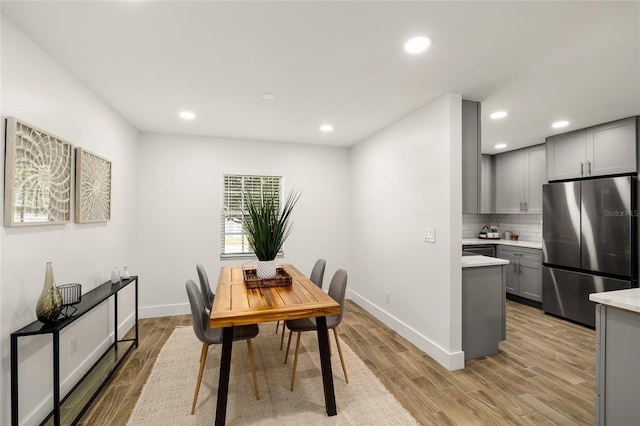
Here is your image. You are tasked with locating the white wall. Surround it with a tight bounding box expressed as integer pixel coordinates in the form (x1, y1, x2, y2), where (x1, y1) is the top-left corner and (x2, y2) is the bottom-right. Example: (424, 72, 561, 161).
(136, 133, 350, 318)
(349, 93, 464, 370)
(1, 17, 139, 425)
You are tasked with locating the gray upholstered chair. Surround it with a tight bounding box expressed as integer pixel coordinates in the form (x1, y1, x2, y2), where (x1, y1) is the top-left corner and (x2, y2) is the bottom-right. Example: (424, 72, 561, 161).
(277, 258, 326, 349)
(185, 279, 260, 415)
(196, 263, 214, 311)
(283, 269, 348, 391)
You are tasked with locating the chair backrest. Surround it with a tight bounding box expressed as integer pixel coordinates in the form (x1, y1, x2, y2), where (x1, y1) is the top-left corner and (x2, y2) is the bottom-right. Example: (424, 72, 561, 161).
(327, 269, 348, 327)
(196, 263, 214, 311)
(309, 258, 326, 289)
(186, 279, 210, 343)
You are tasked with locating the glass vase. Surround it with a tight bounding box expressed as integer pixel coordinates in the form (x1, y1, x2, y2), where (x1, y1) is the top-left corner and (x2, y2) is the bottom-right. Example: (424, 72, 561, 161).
(36, 262, 63, 323)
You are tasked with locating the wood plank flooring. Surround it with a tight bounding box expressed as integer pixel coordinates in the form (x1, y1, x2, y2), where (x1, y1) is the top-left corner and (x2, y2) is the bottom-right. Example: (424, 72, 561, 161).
(79, 300, 595, 425)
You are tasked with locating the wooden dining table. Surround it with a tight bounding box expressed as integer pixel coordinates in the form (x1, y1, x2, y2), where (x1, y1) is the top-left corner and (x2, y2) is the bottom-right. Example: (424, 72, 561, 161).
(210, 263, 342, 425)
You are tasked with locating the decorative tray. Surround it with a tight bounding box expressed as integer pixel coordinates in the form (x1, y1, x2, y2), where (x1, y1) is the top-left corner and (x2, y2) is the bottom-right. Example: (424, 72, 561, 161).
(243, 267, 292, 289)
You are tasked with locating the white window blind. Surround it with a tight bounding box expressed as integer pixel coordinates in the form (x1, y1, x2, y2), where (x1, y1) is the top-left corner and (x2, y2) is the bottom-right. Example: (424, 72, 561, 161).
(221, 174, 282, 257)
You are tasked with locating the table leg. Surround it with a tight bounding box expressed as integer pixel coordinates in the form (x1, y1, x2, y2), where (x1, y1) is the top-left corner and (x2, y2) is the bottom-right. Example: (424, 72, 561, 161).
(215, 327, 234, 426)
(316, 316, 337, 416)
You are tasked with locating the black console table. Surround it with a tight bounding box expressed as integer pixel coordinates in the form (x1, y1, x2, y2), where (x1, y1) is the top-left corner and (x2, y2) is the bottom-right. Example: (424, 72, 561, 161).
(11, 276, 138, 426)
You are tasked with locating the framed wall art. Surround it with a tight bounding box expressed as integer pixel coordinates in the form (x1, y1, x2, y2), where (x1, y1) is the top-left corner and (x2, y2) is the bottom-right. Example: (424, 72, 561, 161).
(75, 148, 112, 223)
(4, 117, 73, 226)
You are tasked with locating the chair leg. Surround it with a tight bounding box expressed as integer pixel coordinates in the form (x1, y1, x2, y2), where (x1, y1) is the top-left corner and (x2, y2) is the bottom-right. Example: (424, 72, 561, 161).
(290, 331, 302, 391)
(279, 323, 286, 350)
(333, 328, 349, 383)
(275, 320, 280, 334)
(284, 329, 293, 363)
(246, 339, 260, 400)
(191, 343, 209, 415)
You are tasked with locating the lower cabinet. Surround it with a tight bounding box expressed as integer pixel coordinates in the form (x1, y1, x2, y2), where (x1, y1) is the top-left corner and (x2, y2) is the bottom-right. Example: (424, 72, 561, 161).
(497, 246, 542, 302)
(462, 264, 506, 360)
(595, 304, 640, 425)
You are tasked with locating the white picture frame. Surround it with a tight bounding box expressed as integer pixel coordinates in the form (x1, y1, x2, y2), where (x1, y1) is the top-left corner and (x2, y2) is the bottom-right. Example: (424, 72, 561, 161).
(75, 147, 112, 223)
(4, 117, 73, 226)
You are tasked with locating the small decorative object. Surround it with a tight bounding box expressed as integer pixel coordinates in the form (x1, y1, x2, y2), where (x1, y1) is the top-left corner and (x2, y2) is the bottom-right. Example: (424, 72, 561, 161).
(243, 267, 292, 289)
(36, 262, 63, 323)
(121, 266, 130, 279)
(75, 148, 112, 223)
(58, 283, 82, 318)
(111, 267, 120, 284)
(4, 117, 73, 226)
(243, 189, 300, 279)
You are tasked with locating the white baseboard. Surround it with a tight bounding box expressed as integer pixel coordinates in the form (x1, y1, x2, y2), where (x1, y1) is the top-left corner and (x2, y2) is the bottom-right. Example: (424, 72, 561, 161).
(347, 289, 465, 371)
(140, 302, 190, 319)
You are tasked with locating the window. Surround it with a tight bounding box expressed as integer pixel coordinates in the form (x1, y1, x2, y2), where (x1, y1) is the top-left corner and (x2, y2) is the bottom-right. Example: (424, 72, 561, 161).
(221, 174, 282, 257)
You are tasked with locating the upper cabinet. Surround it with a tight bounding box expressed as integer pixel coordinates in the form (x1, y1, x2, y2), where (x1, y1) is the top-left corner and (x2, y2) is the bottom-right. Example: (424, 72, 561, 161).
(546, 117, 637, 181)
(462, 100, 481, 214)
(479, 154, 495, 214)
(495, 144, 546, 214)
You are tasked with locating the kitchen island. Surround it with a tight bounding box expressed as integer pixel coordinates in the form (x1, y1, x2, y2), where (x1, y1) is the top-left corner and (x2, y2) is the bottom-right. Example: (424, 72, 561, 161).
(462, 254, 509, 360)
(589, 288, 640, 425)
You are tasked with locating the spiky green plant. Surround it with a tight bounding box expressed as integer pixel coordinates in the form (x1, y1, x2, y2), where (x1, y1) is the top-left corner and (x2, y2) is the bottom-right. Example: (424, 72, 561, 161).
(243, 189, 300, 261)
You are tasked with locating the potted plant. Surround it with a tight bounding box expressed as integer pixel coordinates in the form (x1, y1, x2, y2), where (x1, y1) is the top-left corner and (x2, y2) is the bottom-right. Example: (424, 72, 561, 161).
(243, 189, 300, 278)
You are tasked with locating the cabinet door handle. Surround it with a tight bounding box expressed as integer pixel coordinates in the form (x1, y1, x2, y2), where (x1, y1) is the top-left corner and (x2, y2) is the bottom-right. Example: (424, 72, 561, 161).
(524, 202, 528, 212)
(520, 202, 523, 212)
(588, 161, 592, 175)
(518, 262, 522, 273)
(581, 162, 584, 176)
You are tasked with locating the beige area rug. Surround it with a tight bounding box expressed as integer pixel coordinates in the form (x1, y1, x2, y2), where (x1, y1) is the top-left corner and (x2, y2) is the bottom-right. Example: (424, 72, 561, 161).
(128, 324, 418, 425)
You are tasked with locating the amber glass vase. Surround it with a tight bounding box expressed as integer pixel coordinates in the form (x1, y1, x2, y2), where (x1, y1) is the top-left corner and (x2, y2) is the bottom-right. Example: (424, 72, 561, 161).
(35, 262, 63, 323)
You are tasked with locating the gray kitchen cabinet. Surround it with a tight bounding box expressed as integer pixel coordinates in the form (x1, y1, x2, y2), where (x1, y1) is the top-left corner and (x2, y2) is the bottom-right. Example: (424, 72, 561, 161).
(497, 246, 542, 302)
(462, 264, 506, 360)
(462, 100, 481, 213)
(546, 116, 637, 181)
(589, 117, 637, 176)
(495, 144, 546, 214)
(480, 154, 495, 213)
(546, 129, 587, 181)
(595, 304, 640, 425)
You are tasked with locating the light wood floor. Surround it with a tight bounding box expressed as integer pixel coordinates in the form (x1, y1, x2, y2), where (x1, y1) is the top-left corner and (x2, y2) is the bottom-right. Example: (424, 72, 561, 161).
(80, 300, 595, 425)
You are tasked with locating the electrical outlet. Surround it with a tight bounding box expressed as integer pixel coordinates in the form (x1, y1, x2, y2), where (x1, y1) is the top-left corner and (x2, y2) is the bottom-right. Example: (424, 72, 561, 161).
(71, 337, 77, 355)
(385, 291, 391, 304)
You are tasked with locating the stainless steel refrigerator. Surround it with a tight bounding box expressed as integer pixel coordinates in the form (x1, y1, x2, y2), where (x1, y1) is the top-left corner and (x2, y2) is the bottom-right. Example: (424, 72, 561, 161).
(542, 176, 638, 327)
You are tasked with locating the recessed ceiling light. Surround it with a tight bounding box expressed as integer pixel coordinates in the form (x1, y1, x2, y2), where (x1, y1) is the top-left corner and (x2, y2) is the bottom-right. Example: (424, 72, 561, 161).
(404, 36, 432, 54)
(320, 124, 334, 133)
(552, 120, 570, 128)
(179, 111, 196, 120)
(490, 111, 508, 119)
(261, 92, 277, 101)
(495, 143, 507, 149)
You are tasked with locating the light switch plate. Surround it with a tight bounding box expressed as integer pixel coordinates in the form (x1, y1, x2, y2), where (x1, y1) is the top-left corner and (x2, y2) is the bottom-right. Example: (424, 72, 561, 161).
(424, 229, 436, 243)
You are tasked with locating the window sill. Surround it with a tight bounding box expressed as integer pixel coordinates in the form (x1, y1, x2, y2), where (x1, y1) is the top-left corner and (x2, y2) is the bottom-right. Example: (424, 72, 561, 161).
(219, 253, 285, 260)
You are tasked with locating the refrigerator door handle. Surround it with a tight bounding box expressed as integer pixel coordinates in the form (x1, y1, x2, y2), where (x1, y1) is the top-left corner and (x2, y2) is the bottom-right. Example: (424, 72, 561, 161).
(524, 202, 528, 212)
(587, 161, 592, 175)
(581, 162, 584, 176)
(520, 202, 523, 212)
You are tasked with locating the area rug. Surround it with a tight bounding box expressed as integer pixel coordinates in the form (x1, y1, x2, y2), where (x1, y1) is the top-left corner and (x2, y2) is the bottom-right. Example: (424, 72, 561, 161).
(128, 324, 418, 425)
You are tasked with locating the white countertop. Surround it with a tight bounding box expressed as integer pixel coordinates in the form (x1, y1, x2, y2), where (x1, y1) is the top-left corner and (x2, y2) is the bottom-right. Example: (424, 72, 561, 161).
(461, 255, 510, 269)
(462, 238, 542, 250)
(589, 288, 640, 314)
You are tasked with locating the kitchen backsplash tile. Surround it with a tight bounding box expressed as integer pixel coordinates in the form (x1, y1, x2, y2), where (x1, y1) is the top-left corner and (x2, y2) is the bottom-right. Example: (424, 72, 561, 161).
(463, 214, 543, 242)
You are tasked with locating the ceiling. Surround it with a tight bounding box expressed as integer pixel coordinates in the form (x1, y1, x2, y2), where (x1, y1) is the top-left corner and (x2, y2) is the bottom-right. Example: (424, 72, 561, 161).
(2, 1, 639, 154)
